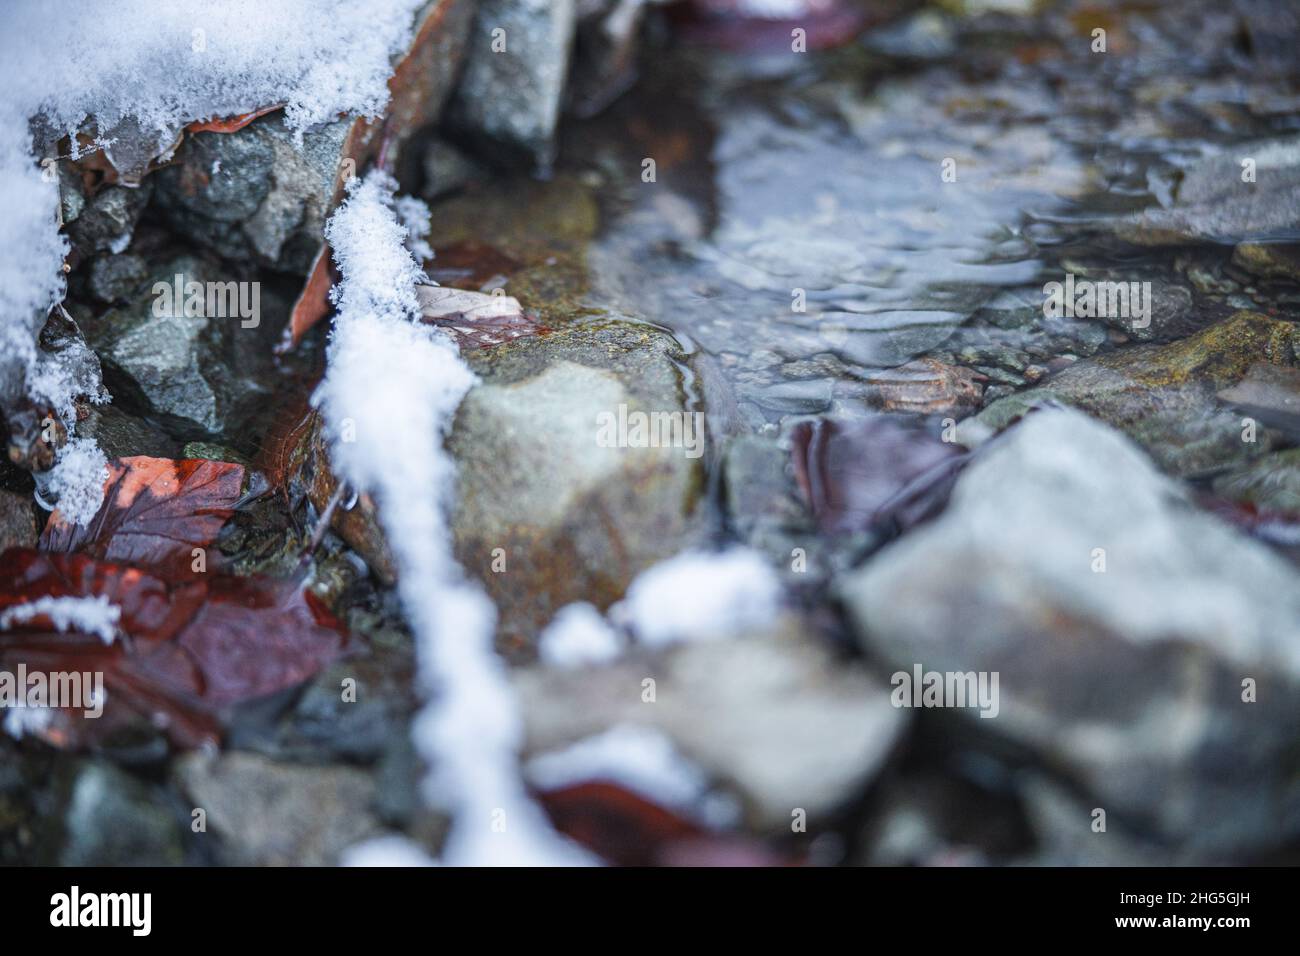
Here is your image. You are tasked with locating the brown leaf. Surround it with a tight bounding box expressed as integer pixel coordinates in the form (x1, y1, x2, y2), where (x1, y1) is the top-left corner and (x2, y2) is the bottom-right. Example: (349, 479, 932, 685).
(417, 284, 544, 350)
(186, 104, 284, 134)
(790, 417, 967, 536)
(0, 549, 348, 749)
(40, 457, 245, 580)
(860, 358, 985, 415)
(282, 243, 338, 349)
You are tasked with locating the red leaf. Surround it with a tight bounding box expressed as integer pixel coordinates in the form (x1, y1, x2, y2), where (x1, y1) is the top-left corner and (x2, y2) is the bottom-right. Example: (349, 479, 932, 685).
(40, 457, 245, 580)
(0, 550, 347, 749)
(537, 782, 800, 867)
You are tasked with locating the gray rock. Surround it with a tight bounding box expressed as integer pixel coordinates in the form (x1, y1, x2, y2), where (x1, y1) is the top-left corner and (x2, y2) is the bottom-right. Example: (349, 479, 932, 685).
(420, 136, 483, 200)
(970, 311, 1300, 476)
(154, 114, 352, 274)
(175, 751, 381, 866)
(840, 408, 1300, 857)
(59, 761, 184, 866)
(0, 489, 37, 552)
(449, 0, 576, 168)
(1116, 136, 1300, 246)
(79, 254, 272, 437)
(80, 403, 182, 460)
(65, 182, 152, 258)
(88, 252, 149, 303)
(1212, 447, 1300, 513)
(514, 620, 905, 830)
(449, 320, 705, 644)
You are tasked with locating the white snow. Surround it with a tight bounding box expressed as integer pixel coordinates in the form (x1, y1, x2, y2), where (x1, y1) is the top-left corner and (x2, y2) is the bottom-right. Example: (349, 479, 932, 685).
(538, 602, 625, 668)
(2, 704, 54, 741)
(526, 725, 741, 828)
(615, 548, 783, 646)
(38, 437, 109, 527)
(340, 835, 438, 867)
(315, 173, 591, 866)
(0, 594, 122, 644)
(0, 0, 428, 524)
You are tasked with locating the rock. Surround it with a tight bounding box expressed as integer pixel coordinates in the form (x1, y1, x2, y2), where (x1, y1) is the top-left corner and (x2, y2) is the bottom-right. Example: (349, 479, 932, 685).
(1212, 447, 1300, 514)
(839, 408, 1300, 858)
(419, 136, 483, 200)
(65, 182, 153, 259)
(722, 433, 820, 580)
(449, 320, 705, 645)
(1217, 362, 1300, 439)
(59, 761, 184, 866)
(0, 489, 37, 552)
(1231, 240, 1300, 284)
(175, 751, 382, 866)
(88, 252, 149, 303)
(448, 0, 577, 168)
(514, 620, 905, 829)
(860, 358, 984, 414)
(971, 311, 1300, 476)
(78, 254, 276, 438)
(1116, 136, 1300, 246)
(82, 404, 182, 459)
(154, 114, 353, 274)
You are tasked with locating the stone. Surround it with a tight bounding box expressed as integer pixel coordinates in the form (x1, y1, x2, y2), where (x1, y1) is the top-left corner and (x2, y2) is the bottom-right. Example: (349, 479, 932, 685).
(59, 761, 184, 866)
(514, 620, 905, 830)
(448, 0, 577, 168)
(971, 311, 1300, 476)
(449, 321, 704, 645)
(175, 751, 381, 866)
(0, 489, 37, 554)
(65, 182, 153, 259)
(840, 408, 1300, 857)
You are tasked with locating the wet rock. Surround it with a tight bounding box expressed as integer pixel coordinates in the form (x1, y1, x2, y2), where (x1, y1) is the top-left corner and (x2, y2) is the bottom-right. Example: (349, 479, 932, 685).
(722, 433, 820, 579)
(1231, 240, 1300, 284)
(1116, 136, 1300, 246)
(65, 182, 152, 259)
(81, 404, 182, 460)
(839, 408, 1300, 858)
(175, 751, 382, 866)
(971, 311, 1300, 476)
(88, 252, 149, 303)
(860, 358, 984, 414)
(1212, 447, 1300, 514)
(0, 489, 37, 553)
(1217, 361, 1300, 439)
(59, 761, 184, 866)
(78, 254, 273, 438)
(449, 320, 704, 644)
(569, 0, 659, 118)
(448, 0, 577, 168)
(514, 620, 905, 830)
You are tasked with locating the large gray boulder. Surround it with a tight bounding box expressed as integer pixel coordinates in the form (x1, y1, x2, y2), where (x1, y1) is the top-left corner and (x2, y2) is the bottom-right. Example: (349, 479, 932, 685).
(840, 407, 1300, 858)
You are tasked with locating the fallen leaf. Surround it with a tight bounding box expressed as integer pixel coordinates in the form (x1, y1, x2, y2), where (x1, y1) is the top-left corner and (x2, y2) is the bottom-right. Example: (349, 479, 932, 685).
(861, 358, 985, 415)
(186, 104, 284, 134)
(417, 284, 544, 350)
(0, 549, 348, 749)
(282, 243, 338, 349)
(40, 457, 245, 580)
(790, 416, 967, 536)
(537, 781, 799, 867)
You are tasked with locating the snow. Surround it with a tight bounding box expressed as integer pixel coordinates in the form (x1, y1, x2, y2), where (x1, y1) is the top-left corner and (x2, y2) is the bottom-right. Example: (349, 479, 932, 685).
(526, 725, 741, 828)
(340, 835, 438, 867)
(0, 594, 122, 644)
(538, 602, 624, 668)
(615, 548, 783, 646)
(37, 437, 109, 527)
(316, 173, 591, 866)
(0, 0, 428, 524)
(2, 705, 54, 741)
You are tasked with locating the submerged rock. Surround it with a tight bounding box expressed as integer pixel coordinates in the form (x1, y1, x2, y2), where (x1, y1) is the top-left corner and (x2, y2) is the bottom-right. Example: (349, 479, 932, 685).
(971, 311, 1300, 476)
(514, 619, 905, 830)
(448, 0, 577, 168)
(449, 320, 705, 645)
(59, 761, 185, 866)
(839, 408, 1300, 858)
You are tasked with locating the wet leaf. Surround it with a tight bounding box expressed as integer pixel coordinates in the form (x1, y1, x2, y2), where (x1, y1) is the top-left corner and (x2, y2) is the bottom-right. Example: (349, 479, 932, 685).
(186, 104, 284, 134)
(537, 781, 798, 867)
(417, 284, 545, 350)
(790, 416, 967, 536)
(0, 549, 348, 749)
(40, 456, 245, 580)
(282, 243, 338, 349)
